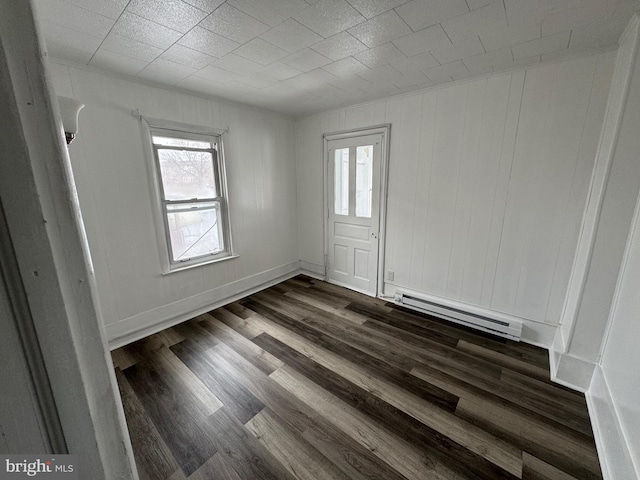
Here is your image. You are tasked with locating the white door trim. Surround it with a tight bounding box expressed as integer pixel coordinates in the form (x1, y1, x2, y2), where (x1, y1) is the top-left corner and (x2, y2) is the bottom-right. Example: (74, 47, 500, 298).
(323, 125, 391, 298)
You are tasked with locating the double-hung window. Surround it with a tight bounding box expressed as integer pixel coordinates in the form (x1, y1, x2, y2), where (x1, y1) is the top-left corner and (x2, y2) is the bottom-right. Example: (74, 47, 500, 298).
(150, 127, 232, 270)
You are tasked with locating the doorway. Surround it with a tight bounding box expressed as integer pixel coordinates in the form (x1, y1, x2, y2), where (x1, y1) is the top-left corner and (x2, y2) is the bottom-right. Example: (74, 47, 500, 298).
(324, 126, 390, 297)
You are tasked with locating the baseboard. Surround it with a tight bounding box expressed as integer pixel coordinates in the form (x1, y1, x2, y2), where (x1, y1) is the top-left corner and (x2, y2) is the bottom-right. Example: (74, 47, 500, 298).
(299, 260, 325, 279)
(550, 350, 596, 392)
(587, 366, 638, 480)
(106, 261, 300, 350)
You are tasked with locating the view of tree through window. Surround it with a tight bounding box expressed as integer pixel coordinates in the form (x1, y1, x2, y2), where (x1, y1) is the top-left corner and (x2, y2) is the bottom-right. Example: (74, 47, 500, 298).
(151, 131, 229, 266)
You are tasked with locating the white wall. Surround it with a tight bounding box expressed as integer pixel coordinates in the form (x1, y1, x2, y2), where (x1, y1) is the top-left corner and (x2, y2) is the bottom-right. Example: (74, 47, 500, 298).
(49, 62, 299, 346)
(297, 53, 614, 346)
(564, 17, 640, 364)
(581, 15, 640, 480)
(593, 188, 640, 479)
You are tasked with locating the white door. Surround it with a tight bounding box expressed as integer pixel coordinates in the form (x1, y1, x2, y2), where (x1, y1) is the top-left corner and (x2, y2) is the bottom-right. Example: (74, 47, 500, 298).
(327, 134, 382, 296)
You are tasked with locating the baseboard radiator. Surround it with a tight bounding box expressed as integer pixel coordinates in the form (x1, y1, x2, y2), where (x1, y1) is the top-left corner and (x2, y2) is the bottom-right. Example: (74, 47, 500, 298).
(393, 291, 523, 341)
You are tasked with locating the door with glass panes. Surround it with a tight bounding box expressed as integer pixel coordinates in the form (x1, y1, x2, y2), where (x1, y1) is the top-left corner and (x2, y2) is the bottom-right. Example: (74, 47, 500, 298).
(327, 134, 382, 296)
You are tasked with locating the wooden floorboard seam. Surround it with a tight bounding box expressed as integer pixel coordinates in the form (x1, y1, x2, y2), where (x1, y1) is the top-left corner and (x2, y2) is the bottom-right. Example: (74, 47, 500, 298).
(113, 276, 601, 480)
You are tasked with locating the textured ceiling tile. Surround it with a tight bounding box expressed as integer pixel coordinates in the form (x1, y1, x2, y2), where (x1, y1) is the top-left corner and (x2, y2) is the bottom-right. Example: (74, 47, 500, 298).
(101, 32, 164, 62)
(259, 62, 303, 80)
(511, 31, 570, 59)
(90, 48, 148, 75)
(35, 0, 115, 38)
(64, 0, 128, 19)
(392, 25, 452, 57)
(236, 73, 277, 89)
(294, 0, 365, 37)
(395, 0, 469, 32)
(322, 56, 370, 77)
(112, 12, 182, 49)
(348, 10, 412, 47)
(295, 68, 340, 88)
(423, 60, 469, 83)
(466, 0, 495, 10)
(234, 38, 289, 65)
(39, 21, 102, 63)
(181, 0, 225, 13)
(160, 44, 217, 69)
(569, 18, 629, 50)
(346, 0, 409, 19)
(194, 64, 244, 83)
(228, 0, 310, 27)
(310, 32, 368, 61)
(177, 77, 227, 98)
(357, 64, 402, 84)
(260, 19, 324, 53)
(199, 3, 270, 43)
(463, 46, 513, 72)
(354, 42, 405, 67)
(390, 52, 439, 74)
(330, 75, 372, 92)
(126, 0, 208, 33)
(282, 48, 332, 71)
(430, 36, 485, 64)
(541, 2, 616, 36)
(392, 71, 431, 89)
(45, 42, 95, 64)
(480, 22, 541, 52)
(212, 53, 263, 75)
(314, 84, 352, 99)
(441, 1, 509, 44)
(178, 26, 240, 57)
(503, 0, 547, 27)
(358, 80, 401, 96)
(144, 58, 198, 77)
(136, 69, 185, 85)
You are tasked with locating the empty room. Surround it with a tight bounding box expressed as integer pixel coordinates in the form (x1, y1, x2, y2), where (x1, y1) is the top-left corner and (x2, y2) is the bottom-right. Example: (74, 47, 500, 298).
(1, 0, 640, 479)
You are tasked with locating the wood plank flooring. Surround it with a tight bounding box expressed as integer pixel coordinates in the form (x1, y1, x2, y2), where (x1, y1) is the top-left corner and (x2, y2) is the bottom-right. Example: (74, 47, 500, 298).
(112, 275, 602, 480)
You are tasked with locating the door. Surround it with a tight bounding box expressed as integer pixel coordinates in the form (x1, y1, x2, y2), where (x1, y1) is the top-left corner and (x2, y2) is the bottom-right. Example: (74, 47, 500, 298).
(327, 134, 382, 296)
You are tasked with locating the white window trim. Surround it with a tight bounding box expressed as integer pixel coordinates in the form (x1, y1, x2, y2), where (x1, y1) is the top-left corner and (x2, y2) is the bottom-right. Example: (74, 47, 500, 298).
(137, 114, 236, 274)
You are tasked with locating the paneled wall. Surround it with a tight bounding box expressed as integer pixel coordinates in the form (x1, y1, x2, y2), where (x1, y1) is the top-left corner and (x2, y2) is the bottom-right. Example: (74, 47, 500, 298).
(297, 53, 614, 341)
(597, 189, 640, 479)
(49, 62, 299, 345)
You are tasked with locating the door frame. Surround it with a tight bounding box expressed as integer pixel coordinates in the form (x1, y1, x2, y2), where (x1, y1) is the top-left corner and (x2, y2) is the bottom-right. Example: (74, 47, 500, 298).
(323, 125, 391, 298)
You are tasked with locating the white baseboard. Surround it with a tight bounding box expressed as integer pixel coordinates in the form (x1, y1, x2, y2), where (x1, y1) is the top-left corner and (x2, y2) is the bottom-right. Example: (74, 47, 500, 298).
(587, 366, 638, 480)
(549, 350, 596, 392)
(299, 260, 325, 279)
(106, 261, 300, 350)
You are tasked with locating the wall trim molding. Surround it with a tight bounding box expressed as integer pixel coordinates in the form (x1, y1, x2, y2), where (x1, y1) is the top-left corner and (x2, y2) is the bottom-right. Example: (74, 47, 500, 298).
(107, 261, 300, 349)
(558, 14, 640, 354)
(300, 261, 325, 279)
(587, 366, 639, 479)
(550, 350, 596, 392)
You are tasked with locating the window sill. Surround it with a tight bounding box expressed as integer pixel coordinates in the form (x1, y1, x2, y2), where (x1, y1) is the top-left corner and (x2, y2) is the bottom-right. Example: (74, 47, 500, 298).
(161, 254, 239, 275)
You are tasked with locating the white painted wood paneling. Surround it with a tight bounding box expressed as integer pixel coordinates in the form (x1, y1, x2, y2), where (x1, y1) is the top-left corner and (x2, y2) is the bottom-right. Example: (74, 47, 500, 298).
(597, 186, 640, 479)
(49, 62, 298, 342)
(296, 53, 614, 336)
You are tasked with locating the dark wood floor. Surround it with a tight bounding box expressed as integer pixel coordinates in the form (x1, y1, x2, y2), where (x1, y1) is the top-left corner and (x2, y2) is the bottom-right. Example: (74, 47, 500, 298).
(112, 275, 602, 480)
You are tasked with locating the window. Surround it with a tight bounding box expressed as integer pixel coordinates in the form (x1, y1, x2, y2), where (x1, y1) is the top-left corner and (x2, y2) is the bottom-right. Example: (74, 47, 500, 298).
(150, 128, 232, 270)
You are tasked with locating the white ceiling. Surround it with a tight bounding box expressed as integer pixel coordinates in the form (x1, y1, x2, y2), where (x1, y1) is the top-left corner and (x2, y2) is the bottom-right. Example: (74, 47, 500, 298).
(34, 0, 639, 116)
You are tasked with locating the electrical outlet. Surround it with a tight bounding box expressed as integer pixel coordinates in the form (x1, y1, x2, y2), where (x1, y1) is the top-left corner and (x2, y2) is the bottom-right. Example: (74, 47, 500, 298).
(386, 270, 394, 281)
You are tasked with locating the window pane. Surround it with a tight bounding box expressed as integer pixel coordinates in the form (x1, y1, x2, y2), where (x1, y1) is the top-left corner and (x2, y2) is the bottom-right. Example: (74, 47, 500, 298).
(166, 202, 224, 261)
(355, 145, 373, 218)
(334, 148, 349, 215)
(152, 135, 211, 149)
(158, 149, 217, 200)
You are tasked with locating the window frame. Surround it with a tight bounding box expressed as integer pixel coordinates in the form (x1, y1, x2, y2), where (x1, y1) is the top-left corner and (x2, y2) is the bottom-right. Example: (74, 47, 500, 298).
(141, 118, 235, 273)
